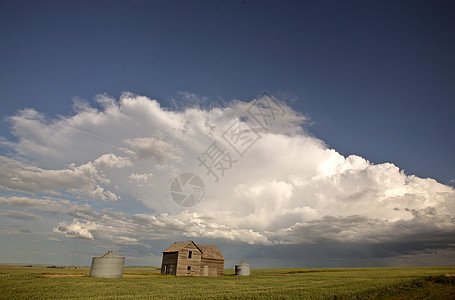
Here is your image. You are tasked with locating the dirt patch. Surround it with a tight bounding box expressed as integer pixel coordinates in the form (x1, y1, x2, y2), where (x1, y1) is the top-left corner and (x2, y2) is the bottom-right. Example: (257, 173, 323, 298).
(445, 273, 455, 277)
(122, 274, 161, 278)
(4, 268, 60, 271)
(41, 273, 161, 278)
(41, 273, 87, 278)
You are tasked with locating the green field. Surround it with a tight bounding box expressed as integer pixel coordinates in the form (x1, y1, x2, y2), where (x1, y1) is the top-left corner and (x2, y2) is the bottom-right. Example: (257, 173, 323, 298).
(0, 265, 454, 299)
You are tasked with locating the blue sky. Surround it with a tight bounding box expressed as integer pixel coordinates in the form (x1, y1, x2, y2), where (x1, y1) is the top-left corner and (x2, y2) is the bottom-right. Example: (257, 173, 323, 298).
(2, 0, 454, 183)
(0, 0, 454, 267)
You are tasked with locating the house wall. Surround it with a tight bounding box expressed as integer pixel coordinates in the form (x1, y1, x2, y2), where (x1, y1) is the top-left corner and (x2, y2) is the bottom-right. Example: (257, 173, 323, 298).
(162, 242, 225, 277)
(200, 258, 224, 277)
(175, 243, 202, 276)
(161, 252, 178, 275)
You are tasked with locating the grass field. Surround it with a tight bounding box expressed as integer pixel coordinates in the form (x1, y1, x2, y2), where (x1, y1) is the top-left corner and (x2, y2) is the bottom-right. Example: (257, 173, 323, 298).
(0, 265, 454, 299)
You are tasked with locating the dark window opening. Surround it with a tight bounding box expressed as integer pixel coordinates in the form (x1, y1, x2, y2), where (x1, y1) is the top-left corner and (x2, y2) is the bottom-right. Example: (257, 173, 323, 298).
(187, 266, 191, 271)
(188, 251, 192, 259)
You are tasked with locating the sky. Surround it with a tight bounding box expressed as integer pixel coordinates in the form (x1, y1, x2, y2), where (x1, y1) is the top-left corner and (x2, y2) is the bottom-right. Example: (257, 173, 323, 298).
(0, 0, 454, 268)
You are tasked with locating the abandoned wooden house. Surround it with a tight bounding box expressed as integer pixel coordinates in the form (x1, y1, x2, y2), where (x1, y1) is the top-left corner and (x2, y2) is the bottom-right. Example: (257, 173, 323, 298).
(161, 241, 225, 276)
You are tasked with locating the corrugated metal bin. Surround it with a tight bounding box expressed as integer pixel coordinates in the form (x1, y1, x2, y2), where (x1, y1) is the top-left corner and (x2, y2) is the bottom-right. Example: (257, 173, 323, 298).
(235, 261, 250, 276)
(90, 250, 125, 278)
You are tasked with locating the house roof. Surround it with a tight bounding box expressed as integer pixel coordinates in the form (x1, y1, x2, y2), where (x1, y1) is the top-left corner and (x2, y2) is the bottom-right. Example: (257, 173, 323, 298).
(196, 243, 225, 260)
(162, 241, 191, 253)
(162, 241, 225, 260)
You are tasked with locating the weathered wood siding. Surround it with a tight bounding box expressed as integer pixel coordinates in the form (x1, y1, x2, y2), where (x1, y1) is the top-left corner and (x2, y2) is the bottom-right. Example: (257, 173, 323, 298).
(161, 252, 178, 275)
(175, 243, 202, 276)
(162, 241, 225, 277)
(200, 258, 224, 277)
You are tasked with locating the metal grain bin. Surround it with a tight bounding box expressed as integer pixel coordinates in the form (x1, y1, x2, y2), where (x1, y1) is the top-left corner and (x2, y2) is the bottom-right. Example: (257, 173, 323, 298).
(90, 250, 125, 278)
(235, 261, 250, 276)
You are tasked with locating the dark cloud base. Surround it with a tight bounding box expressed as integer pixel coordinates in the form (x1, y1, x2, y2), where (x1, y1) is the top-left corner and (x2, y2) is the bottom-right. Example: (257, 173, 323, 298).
(202, 236, 455, 269)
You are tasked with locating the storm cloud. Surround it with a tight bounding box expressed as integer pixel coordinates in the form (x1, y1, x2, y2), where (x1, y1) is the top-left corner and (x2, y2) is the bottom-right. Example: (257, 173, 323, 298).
(1, 93, 454, 266)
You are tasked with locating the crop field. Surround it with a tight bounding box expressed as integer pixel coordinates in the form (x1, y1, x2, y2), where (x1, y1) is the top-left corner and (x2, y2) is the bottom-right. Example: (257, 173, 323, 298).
(0, 265, 454, 299)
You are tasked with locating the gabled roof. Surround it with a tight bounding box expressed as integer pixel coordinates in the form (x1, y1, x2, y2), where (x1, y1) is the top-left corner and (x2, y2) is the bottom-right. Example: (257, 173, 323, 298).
(162, 241, 225, 260)
(196, 243, 225, 260)
(163, 241, 194, 253)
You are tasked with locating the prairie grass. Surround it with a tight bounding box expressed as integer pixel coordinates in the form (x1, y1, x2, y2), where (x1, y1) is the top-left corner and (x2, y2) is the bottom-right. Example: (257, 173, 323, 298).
(0, 265, 454, 299)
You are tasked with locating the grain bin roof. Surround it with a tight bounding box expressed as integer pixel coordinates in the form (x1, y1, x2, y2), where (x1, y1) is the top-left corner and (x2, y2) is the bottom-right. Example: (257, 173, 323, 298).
(237, 261, 250, 267)
(163, 241, 225, 260)
(96, 250, 124, 258)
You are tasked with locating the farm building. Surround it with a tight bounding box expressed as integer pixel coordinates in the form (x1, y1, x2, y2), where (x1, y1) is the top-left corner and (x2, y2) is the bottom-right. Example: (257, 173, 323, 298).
(235, 261, 250, 276)
(90, 250, 125, 278)
(161, 241, 225, 276)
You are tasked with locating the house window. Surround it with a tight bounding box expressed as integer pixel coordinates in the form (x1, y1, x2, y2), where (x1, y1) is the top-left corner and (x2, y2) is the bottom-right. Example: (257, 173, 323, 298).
(187, 266, 191, 271)
(188, 251, 192, 259)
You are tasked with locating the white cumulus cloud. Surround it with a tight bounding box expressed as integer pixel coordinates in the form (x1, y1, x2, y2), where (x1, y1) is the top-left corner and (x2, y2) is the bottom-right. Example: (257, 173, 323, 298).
(54, 220, 96, 240)
(1, 92, 454, 260)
